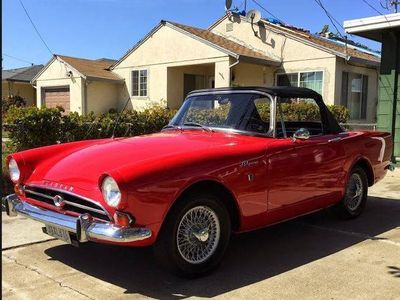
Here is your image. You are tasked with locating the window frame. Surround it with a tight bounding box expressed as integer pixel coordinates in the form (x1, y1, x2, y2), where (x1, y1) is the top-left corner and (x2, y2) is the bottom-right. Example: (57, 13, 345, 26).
(275, 70, 324, 95)
(131, 69, 149, 98)
(341, 71, 368, 120)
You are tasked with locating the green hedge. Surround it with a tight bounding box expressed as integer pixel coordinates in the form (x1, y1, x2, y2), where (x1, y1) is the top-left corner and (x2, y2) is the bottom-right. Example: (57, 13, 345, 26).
(3, 105, 176, 152)
(3, 103, 349, 152)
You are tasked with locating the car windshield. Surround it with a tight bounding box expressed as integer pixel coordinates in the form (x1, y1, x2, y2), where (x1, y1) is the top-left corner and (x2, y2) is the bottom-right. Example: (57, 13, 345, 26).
(168, 93, 273, 135)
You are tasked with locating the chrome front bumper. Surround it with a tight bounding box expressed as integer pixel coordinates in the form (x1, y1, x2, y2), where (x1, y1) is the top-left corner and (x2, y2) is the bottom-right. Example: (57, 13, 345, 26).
(2, 194, 152, 244)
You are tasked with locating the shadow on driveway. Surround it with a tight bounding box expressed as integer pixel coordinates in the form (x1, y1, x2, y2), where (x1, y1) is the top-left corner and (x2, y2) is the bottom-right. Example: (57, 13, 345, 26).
(44, 196, 400, 299)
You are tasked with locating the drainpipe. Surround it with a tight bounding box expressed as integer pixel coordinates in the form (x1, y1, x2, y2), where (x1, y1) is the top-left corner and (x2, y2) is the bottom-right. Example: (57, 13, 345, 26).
(391, 33, 399, 164)
(229, 57, 240, 86)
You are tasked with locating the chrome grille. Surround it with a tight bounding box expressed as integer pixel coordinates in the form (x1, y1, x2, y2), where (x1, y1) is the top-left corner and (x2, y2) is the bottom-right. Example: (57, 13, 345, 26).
(23, 186, 111, 221)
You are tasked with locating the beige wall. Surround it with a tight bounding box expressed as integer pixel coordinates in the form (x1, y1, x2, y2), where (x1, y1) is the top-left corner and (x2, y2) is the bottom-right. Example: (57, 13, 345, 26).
(86, 80, 120, 114)
(113, 24, 230, 110)
(210, 17, 340, 105)
(2, 81, 36, 106)
(232, 62, 275, 87)
(167, 64, 214, 109)
(35, 58, 120, 115)
(335, 58, 379, 122)
(35, 58, 84, 113)
(211, 17, 335, 65)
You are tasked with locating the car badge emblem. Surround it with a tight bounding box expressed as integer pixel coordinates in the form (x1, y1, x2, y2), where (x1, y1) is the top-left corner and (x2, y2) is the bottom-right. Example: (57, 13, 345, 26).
(53, 195, 64, 207)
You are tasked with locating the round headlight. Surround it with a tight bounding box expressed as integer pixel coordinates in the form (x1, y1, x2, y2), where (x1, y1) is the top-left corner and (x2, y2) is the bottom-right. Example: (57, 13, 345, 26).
(101, 176, 121, 207)
(9, 158, 20, 183)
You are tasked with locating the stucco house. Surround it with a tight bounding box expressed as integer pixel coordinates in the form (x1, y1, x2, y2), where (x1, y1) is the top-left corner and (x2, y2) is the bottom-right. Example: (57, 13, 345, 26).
(2, 64, 43, 106)
(33, 14, 381, 123)
(31, 55, 123, 114)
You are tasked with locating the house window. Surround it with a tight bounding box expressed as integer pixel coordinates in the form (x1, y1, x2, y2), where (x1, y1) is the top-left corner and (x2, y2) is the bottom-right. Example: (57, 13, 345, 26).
(341, 72, 368, 120)
(277, 71, 323, 95)
(131, 70, 148, 97)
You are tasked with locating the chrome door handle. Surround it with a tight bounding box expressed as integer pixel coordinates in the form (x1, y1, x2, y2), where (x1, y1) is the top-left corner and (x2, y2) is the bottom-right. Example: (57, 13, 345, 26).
(328, 137, 342, 143)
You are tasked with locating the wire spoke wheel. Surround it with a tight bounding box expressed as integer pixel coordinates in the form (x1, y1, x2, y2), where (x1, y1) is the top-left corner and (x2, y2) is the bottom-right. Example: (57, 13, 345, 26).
(345, 173, 364, 211)
(176, 206, 221, 264)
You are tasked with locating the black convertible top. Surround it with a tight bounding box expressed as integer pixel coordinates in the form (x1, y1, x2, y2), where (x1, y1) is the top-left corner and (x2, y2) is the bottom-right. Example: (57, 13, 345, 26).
(188, 86, 343, 134)
(188, 86, 322, 100)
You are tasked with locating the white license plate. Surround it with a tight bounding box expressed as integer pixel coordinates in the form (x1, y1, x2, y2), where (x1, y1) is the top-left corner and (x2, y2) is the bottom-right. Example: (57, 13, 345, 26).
(45, 225, 72, 244)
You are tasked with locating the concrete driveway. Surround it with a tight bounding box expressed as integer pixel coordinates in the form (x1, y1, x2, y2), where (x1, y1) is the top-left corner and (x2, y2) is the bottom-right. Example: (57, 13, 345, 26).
(2, 170, 400, 299)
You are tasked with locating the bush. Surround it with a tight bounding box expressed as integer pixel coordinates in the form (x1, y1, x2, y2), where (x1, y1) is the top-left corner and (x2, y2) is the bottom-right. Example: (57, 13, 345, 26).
(2, 102, 349, 152)
(3, 104, 176, 152)
(2, 95, 27, 114)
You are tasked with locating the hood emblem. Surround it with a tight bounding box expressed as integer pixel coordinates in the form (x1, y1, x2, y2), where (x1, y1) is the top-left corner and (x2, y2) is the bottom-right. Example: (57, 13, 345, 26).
(53, 195, 65, 207)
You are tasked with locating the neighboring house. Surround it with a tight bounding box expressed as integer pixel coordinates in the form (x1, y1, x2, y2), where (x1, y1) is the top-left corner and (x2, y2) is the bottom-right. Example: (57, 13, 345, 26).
(111, 15, 380, 122)
(2, 65, 43, 106)
(344, 13, 400, 161)
(31, 55, 123, 114)
(33, 14, 381, 123)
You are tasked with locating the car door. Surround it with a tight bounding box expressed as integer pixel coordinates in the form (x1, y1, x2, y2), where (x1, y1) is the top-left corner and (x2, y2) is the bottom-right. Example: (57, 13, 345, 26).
(267, 97, 346, 212)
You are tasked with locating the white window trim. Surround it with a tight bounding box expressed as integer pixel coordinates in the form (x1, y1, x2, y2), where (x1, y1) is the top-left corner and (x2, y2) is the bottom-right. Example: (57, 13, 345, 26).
(275, 70, 325, 95)
(130, 68, 149, 99)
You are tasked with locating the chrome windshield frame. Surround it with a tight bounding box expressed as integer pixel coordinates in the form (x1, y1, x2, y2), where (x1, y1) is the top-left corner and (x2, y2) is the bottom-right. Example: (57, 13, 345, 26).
(165, 90, 277, 138)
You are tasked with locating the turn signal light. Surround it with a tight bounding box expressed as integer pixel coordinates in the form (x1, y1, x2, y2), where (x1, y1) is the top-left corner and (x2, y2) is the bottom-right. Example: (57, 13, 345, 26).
(114, 211, 134, 227)
(14, 184, 24, 196)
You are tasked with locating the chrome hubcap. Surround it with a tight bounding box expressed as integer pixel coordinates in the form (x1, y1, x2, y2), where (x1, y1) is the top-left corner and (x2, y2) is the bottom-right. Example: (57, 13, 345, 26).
(346, 173, 363, 211)
(176, 206, 220, 264)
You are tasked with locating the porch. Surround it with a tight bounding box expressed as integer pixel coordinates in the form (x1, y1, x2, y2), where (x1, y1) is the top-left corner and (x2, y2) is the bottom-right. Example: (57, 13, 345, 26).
(166, 60, 277, 109)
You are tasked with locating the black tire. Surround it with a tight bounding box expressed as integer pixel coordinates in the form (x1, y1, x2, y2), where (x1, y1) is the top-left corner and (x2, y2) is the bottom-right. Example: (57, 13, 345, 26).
(331, 166, 368, 219)
(154, 192, 231, 278)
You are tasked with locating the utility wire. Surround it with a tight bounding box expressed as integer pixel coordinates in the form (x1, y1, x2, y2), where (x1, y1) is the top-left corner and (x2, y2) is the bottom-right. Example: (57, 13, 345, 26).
(2, 53, 35, 65)
(18, 0, 53, 55)
(313, 0, 345, 38)
(361, 0, 384, 15)
(251, 0, 285, 24)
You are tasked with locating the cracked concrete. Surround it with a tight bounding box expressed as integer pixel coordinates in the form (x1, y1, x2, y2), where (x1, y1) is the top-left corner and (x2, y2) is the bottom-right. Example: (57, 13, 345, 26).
(2, 168, 400, 299)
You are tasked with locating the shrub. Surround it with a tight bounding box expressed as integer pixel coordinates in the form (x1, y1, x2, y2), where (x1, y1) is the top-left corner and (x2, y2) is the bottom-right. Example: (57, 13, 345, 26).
(2, 95, 27, 114)
(2, 102, 349, 152)
(3, 104, 177, 152)
(327, 105, 350, 123)
(3, 106, 64, 151)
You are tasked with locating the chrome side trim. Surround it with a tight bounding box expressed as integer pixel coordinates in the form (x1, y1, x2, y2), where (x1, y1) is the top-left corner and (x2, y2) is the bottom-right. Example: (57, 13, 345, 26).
(2, 194, 152, 244)
(24, 185, 112, 220)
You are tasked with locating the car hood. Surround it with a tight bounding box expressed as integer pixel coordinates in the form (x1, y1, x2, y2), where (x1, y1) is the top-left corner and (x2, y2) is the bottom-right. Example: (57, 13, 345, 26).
(29, 130, 270, 191)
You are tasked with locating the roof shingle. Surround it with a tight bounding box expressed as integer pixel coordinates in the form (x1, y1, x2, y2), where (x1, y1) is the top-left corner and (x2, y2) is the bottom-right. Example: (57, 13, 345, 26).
(168, 21, 281, 65)
(2, 65, 44, 82)
(263, 21, 380, 64)
(57, 55, 123, 81)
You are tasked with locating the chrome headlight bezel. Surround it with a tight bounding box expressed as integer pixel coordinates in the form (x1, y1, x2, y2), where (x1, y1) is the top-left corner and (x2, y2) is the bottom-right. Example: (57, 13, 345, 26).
(101, 176, 121, 207)
(8, 158, 21, 183)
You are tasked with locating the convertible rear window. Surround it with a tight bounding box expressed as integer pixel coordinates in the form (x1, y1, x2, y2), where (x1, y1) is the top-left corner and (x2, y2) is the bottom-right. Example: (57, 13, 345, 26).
(276, 97, 323, 137)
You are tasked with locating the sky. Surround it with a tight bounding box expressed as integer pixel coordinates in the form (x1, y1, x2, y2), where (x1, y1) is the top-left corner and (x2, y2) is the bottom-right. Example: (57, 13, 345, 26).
(2, 0, 392, 69)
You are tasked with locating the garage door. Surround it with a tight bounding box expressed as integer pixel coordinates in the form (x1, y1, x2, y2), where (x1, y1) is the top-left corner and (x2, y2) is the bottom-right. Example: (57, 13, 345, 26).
(43, 87, 70, 113)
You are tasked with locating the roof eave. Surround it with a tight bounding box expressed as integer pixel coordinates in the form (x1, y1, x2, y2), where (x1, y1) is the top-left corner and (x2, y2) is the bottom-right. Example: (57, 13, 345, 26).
(239, 55, 281, 66)
(85, 76, 125, 83)
(347, 56, 380, 68)
(30, 56, 57, 84)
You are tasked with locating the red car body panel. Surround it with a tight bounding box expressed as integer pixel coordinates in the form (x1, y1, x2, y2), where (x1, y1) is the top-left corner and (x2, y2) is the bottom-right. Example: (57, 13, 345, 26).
(7, 127, 393, 247)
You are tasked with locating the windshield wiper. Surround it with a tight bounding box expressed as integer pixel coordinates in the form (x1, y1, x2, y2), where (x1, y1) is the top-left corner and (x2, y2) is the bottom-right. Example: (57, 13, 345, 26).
(182, 122, 213, 132)
(162, 124, 180, 130)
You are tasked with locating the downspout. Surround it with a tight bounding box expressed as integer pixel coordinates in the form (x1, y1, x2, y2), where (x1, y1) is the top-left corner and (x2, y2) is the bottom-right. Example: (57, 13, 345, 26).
(391, 33, 399, 163)
(83, 79, 88, 115)
(229, 57, 240, 87)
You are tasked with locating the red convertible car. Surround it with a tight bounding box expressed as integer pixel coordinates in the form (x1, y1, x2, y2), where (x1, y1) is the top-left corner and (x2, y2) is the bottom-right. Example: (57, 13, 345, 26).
(3, 87, 393, 277)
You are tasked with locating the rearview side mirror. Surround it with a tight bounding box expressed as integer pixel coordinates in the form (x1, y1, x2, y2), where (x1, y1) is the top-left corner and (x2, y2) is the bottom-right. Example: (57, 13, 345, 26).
(292, 128, 310, 141)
